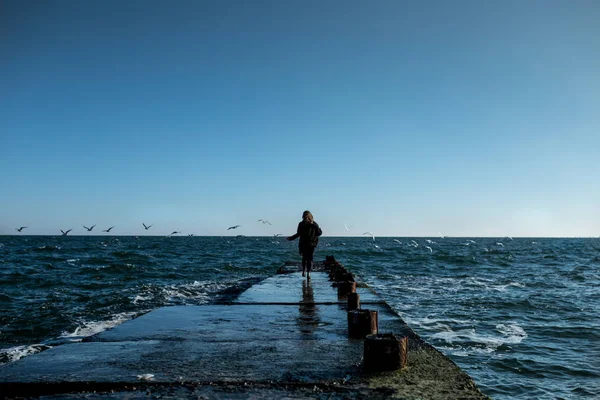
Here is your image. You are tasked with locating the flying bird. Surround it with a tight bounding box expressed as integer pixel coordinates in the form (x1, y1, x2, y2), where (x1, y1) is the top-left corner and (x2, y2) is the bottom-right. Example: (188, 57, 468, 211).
(142, 223, 153, 230)
(15, 226, 27, 232)
(393, 239, 402, 244)
(188, 234, 194, 237)
(83, 225, 96, 232)
(362, 232, 375, 240)
(273, 233, 283, 237)
(169, 231, 181, 236)
(227, 225, 241, 230)
(258, 219, 271, 225)
(61, 229, 72, 236)
(425, 246, 433, 253)
(102, 226, 115, 233)
(344, 224, 353, 232)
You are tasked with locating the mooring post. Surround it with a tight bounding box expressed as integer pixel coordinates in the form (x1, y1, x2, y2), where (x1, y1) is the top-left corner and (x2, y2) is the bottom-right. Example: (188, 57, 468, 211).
(347, 292, 360, 311)
(347, 309, 378, 338)
(337, 281, 357, 297)
(363, 333, 408, 371)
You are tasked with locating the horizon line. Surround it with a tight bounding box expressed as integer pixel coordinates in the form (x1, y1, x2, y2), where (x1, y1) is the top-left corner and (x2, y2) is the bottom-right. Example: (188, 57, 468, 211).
(1, 234, 598, 239)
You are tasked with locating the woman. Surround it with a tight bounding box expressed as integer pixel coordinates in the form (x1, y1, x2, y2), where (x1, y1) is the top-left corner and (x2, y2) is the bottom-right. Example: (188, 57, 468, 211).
(287, 210, 323, 280)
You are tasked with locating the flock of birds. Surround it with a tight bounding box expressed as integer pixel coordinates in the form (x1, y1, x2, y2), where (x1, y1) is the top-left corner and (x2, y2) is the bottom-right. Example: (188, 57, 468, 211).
(17, 225, 120, 236)
(13, 220, 274, 237)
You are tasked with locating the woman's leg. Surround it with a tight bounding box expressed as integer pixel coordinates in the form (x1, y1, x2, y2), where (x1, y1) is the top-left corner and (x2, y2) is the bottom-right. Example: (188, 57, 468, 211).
(301, 253, 307, 276)
(305, 247, 315, 278)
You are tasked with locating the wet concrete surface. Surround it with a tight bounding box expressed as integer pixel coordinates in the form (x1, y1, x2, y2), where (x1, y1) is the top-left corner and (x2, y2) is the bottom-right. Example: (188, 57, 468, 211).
(0, 265, 489, 399)
(235, 271, 382, 305)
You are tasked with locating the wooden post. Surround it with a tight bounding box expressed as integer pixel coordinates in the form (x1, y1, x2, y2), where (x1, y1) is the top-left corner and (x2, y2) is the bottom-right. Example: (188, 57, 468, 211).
(347, 292, 360, 311)
(363, 334, 408, 371)
(347, 309, 378, 338)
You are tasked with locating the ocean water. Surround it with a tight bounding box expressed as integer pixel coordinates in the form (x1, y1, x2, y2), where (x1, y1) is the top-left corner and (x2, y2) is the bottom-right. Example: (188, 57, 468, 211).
(1, 236, 598, 399)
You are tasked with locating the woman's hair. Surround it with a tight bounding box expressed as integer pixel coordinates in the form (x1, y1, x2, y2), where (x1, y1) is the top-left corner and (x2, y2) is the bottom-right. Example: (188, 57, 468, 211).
(302, 210, 314, 223)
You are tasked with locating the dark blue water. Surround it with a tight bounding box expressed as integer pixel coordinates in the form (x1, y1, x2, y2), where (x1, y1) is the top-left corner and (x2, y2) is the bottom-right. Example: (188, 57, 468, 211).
(1, 236, 598, 398)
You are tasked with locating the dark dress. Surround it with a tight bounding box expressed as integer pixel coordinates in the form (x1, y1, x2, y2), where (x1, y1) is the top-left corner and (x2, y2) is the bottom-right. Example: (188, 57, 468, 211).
(288, 220, 323, 273)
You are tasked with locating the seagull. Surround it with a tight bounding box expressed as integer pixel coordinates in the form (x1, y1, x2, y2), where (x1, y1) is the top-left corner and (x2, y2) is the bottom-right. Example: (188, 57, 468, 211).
(83, 225, 96, 232)
(497, 242, 504, 247)
(61, 229, 72, 236)
(425, 246, 433, 253)
(142, 223, 153, 230)
(227, 225, 241, 230)
(188, 234, 194, 237)
(169, 231, 181, 236)
(393, 239, 402, 244)
(273, 233, 283, 237)
(258, 219, 272, 225)
(344, 224, 353, 232)
(438, 232, 446, 239)
(15, 226, 27, 232)
(362, 232, 375, 240)
(102, 226, 115, 233)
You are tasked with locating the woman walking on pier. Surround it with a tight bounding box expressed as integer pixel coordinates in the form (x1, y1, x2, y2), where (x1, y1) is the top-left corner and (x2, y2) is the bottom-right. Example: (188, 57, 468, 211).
(287, 210, 322, 280)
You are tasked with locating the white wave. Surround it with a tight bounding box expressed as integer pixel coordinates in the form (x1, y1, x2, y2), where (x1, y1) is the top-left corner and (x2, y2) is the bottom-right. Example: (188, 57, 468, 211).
(437, 345, 496, 357)
(411, 315, 472, 327)
(60, 312, 138, 338)
(132, 294, 151, 304)
(431, 328, 506, 347)
(492, 281, 526, 291)
(161, 281, 228, 304)
(0, 344, 52, 364)
(137, 373, 155, 381)
(496, 323, 528, 344)
(430, 323, 527, 353)
(162, 288, 210, 303)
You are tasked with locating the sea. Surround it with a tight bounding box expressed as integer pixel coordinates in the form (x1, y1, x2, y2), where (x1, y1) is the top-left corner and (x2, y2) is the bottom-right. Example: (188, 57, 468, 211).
(0, 235, 598, 399)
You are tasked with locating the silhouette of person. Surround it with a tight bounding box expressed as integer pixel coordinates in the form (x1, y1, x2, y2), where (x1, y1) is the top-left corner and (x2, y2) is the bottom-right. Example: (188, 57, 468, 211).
(287, 210, 322, 280)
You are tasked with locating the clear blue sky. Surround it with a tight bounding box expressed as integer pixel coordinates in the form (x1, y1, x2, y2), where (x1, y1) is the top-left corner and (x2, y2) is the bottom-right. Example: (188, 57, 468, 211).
(1, 1, 599, 237)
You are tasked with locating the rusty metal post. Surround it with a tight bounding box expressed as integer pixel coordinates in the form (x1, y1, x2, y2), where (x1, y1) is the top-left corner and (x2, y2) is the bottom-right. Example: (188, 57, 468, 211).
(363, 334, 408, 371)
(347, 309, 378, 338)
(347, 292, 360, 311)
(337, 281, 356, 297)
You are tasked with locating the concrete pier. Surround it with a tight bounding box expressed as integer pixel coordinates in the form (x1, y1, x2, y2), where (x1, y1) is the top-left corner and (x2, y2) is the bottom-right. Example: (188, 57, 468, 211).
(0, 260, 489, 399)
